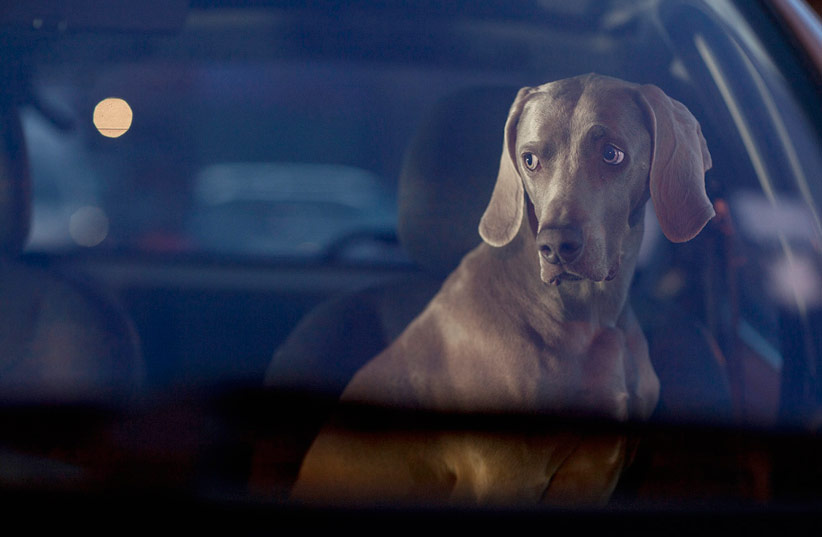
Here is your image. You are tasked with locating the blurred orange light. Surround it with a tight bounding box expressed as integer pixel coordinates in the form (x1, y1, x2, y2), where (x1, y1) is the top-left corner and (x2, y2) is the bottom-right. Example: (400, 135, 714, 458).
(93, 97, 133, 138)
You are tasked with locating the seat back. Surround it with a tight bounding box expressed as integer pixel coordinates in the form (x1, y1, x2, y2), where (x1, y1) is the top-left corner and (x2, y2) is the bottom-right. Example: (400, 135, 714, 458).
(0, 101, 143, 404)
(264, 86, 519, 395)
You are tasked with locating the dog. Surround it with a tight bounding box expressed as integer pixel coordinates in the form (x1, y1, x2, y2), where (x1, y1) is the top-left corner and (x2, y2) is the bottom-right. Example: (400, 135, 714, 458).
(290, 73, 714, 505)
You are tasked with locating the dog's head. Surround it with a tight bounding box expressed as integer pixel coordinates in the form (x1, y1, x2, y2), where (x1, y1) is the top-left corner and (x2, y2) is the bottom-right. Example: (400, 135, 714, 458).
(479, 74, 714, 286)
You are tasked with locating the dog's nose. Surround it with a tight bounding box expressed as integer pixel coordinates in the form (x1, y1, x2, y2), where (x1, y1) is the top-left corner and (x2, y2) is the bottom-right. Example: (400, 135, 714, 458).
(537, 227, 584, 265)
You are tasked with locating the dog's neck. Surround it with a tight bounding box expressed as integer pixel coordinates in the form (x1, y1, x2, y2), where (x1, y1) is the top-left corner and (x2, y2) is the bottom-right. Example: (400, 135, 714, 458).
(489, 211, 645, 329)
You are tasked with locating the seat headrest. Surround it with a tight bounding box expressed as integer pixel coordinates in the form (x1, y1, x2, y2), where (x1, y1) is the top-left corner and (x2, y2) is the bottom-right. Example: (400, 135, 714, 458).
(397, 86, 519, 276)
(0, 106, 30, 257)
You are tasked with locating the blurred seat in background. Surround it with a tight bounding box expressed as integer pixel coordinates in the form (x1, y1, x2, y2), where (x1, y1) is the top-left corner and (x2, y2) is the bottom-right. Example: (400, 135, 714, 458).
(0, 101, 144, 405)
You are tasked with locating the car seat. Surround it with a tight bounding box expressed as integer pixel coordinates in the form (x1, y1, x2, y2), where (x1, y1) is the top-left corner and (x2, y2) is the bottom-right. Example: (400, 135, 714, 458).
(255, 85, 733, 496)
(0, 99, 144, 404)
(265, 87, 515, 395)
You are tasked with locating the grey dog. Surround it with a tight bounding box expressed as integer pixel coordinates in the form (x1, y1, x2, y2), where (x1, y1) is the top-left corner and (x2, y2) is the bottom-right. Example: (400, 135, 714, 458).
(292, 73, 714, 505)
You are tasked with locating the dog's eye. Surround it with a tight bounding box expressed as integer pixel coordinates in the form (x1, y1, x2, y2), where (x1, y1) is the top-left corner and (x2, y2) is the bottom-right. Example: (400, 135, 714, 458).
(602, 144, 625, 165)
(522, 152, 539, 171)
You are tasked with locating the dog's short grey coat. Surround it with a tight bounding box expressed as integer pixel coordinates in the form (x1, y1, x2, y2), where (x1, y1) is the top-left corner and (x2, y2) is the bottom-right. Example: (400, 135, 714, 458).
(291, 74, 714, 505)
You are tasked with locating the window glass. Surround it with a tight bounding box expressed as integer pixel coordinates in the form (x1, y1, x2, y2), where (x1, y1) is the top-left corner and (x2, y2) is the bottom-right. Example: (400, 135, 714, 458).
(188, 162, 398, 260)
(5, 0, 822, 510)
(22, 53, 525, 263)
(14, 0, 822, 416)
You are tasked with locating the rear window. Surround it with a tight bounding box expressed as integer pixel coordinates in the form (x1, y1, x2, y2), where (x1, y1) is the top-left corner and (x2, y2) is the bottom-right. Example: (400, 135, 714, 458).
(21, 51, 524, 263)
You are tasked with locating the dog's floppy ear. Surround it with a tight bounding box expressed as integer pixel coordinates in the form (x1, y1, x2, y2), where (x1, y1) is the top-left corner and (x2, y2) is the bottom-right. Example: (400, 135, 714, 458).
(478, 87, 533, 247)
(637, 84, 714, 243)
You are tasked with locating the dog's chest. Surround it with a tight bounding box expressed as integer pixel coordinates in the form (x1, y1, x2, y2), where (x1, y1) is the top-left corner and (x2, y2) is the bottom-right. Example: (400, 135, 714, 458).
(436, 315, 638, 417)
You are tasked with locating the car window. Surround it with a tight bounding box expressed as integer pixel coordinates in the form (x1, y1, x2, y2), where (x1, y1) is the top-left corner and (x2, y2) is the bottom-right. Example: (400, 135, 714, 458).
(2, 0, 822, 517)
(21, 52, 528, 263)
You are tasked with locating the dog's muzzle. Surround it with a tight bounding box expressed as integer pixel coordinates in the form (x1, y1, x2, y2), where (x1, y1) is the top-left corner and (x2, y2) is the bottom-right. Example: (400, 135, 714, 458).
(536, 227, 587, 286)
(536, 227, 584, 266)
(536, 225, 621, 286)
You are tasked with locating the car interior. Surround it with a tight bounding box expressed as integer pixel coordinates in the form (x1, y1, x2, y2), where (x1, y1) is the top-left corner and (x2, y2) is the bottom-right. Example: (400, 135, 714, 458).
(0, 0, 821, 528)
